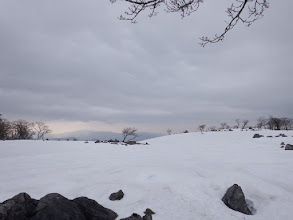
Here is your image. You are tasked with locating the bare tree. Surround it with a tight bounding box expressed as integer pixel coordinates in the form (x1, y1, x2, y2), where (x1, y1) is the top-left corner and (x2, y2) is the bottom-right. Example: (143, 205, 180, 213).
(242, 120, 249, 129)
(256, 116, 267, 129)
(122, 127, 139, 142)
(0, 114, 11, 140)
(235, 119, 240, 128)
(33, 122, 52, 140)
(198, 124, 206, 134)
(166, 129, 172, 135)
(111, 0, 269, 46)
(220, 123, 228, 129)
(280, 117, 293, 130)
(12, 120, 35, 140)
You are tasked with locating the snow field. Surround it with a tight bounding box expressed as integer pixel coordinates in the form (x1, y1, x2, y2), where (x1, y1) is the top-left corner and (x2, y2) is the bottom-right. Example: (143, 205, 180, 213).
(0, 129, 293, 219)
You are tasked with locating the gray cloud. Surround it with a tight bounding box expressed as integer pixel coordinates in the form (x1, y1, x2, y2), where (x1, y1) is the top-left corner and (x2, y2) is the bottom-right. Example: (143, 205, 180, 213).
(0, 0, 292, 133)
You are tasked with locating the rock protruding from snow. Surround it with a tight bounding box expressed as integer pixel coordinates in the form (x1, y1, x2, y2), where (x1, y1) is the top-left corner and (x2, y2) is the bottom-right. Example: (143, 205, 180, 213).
(253, 134, 263, 138)
(121, 211, 154, 220)
(32, 193, 86, 220)
(281, 142, 285, 145)
(120, 213, 142, 220)
(109, 190, 124, 201)
(142, 214, 152, 220)
(73, 197, 118, 220)
(144, 208, 155, 215)
(0, 193, 117, 220)
(222, 184, 252, 215)
(0, 192, 38, 220)
(285, 144, 293, 150)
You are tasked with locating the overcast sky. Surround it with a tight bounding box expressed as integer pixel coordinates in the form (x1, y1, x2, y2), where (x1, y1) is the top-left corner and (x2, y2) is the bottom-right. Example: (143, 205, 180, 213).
(0, 0, 292, 134)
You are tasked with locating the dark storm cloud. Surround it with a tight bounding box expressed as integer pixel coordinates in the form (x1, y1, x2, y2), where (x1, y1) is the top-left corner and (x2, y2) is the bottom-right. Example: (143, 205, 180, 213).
(0, 0, 292, 132)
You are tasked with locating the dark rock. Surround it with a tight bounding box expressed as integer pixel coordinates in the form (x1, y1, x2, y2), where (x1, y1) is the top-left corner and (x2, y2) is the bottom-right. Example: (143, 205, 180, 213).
(0, 193, 38, 220)
(144, 208, 155, 215)
(73, 197, 118, 220)
(95, 140, 100, 143)
(253, 134, 263, 138)
(1, 193, 118, 220)
(285, 144, 293, 150)
(109, 190, 124, 201)
(267, 136, 273, 137)
(142, 214, 152, 220)
(281, 142, 285, 145)
(31, 193, 86, 220)
(120, 213, 142, 220)
(222, 184, 252, 215)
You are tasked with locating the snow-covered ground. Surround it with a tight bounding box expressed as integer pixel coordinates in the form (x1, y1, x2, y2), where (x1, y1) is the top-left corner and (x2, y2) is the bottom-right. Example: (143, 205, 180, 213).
(1, 130, 293, 219)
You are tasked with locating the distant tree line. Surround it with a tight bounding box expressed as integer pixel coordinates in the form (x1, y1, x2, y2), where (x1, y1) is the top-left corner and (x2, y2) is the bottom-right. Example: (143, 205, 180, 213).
(167, 116, 293, 135)
(0, 114, 51, 140)
(256, 116, 293, 130)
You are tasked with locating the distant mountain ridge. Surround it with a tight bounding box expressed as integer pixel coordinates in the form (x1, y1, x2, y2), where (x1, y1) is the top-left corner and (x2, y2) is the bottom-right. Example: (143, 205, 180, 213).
(47, 130, 164, 141)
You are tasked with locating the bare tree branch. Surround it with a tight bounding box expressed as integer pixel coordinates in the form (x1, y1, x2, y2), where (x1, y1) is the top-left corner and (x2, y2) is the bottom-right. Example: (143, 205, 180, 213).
(111, 0, 269, 46)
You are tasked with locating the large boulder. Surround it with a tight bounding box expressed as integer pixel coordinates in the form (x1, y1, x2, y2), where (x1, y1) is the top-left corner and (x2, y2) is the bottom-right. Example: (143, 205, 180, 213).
(31, 193, 86, 220)
(285, 144, 293, 150)
(222, 184, 252, 215)
(0, 193, 118, 220)
(0, 193, 38, 220)
(73, 197, 118, 220)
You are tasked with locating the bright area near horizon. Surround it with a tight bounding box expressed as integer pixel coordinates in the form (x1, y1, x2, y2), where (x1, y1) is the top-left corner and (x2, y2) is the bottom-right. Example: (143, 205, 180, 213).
(1, 130, 293, 219)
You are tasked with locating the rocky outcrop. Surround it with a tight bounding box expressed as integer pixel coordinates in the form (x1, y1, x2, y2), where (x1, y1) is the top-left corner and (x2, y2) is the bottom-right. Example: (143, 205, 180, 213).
(222, 184, 253, 215)
(0, 193, 117, 220)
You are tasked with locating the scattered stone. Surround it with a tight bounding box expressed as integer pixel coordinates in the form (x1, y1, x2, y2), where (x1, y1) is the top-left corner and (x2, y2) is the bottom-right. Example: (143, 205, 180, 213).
(120, 213, 142, 220)
(285, 144, 293, 150)
(0, 193, 117, 220)
(84, 141, 89, 143)
(95, 140, 100, 143)
(253, 134, 263, 138)
(281, 142, 285, 145)
(109, 190, 124, 201)
(222, 184, 253, 215)
(144, 208, 155, 215)
(267, 136, 273, 138)
(279, 133, 287, 137)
